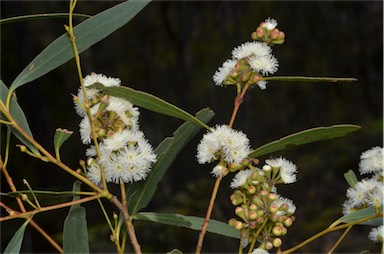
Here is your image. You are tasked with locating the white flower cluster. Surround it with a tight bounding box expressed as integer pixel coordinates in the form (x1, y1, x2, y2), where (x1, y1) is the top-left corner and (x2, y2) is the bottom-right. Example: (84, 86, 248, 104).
(265, 157, 298, 184)
(75, 73, 157, 185)
(213, 18, 279, 90)
(196, 125, 251, 167)
(342, 147, 383, 244)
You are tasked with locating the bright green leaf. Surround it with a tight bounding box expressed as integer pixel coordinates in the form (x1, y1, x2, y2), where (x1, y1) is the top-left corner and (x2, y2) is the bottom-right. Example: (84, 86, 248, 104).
(249, 125, 361, 158)
(91, 83, 211, 130)
(263, 76, 357, 83)
(0, 80, 40, 155)
(54, 128, 73, 154)
(9, 0, 151, 92)
(134, 212, 240, 239)
(127, 108, 214, 215)
(344, 170, 359, 188)
(63, 181, 89, 254)
(4, 219, 30, 254)
(332, 205, 383, 228)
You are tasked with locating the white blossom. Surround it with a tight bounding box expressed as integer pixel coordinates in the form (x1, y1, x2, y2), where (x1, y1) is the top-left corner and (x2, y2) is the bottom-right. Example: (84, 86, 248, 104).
(272, 195, 296, 215)
(230, 169, 253, 189)
(262, 17, 278, 30)
(359, 146, 383, 175)
(232, 41, 272, 60)
(265, 157, 298, 184)
(251, 248, 270, 254)
(213, 59, 237, 86)
(248, 54, 279, 76)
(197, 125, 251, 165)
(369, 225, 384, 243)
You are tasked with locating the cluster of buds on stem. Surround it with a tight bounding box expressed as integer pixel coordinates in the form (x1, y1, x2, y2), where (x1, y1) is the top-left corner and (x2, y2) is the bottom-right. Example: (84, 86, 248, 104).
(228, 158, 297, 251)
(251, 18, 285, 45)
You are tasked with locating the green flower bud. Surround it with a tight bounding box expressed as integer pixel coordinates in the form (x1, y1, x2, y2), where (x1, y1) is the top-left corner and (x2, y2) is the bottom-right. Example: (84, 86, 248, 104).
(273, 238, 282, 248)
(272, 226, 282, 236)
(249, 211, 257, 220)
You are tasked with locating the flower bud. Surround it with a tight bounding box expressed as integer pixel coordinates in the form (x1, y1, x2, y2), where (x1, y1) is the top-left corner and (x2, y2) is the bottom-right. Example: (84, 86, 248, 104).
(265, 241, 273, 250)
(273, 238, 282, 248)
(256, 27, 264, 38)
(269, 204, 278, 214)
(272, 226, 282, 236)
(249, 203, 257, 211)
(249, 211, 258, 220)
(268, 193, 277, 202)
(230, 194, 243, 206)
(251, 31, 258, 40)
(281, 227, 288, 236)
(248, 220, 257, 229)
(247, 185, 256, 194)
(271, 28, 280, 39)
(284, 217, 293, 227)
(235, 206, 247, 221)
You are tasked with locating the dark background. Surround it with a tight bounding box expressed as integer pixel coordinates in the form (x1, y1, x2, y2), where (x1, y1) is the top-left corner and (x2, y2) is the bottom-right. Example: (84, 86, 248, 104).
(1, 1, 383, 253)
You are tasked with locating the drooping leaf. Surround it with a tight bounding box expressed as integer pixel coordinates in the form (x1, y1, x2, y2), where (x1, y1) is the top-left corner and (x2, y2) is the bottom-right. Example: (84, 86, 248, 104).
(9, 0, 151, 92)
(263, 76, 357, 83)
(127, 108, 214, 215)
(331, 205, 383, 228)
(91, 83, 210, 130)
(0, 13, 91, 25)
(344, 170, 359, 188)
(4, 219, 30, 254)
(63, 181, 89, 254)
(249, 125, 361, 158)
(0, 80, 40, 154)
(134, 212, 240, 239)
(54, 128, 73, 154)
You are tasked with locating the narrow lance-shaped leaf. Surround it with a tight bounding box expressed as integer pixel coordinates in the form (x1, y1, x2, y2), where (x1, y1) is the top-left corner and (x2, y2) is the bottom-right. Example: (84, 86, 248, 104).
(127, 108, 215, 215)
(4, 219, 30, 254)
(134, 212, 240, 239)
(9, 0, 151, 92)
(63, 181, 89, 254)
(249, 125, 361, 158)
(330, 205, 383, 228)
(2, 190, 95, 199)
(262, 76, 357, 83)
(344, 170, 359, 188)
(0, 80, 40, 154)
(91, 83, 211, 130)
(0, 13, 91, 25)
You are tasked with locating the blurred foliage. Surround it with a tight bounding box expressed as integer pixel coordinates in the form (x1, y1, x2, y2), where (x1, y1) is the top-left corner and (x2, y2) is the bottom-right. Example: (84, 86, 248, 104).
(1, 1, 382, 253)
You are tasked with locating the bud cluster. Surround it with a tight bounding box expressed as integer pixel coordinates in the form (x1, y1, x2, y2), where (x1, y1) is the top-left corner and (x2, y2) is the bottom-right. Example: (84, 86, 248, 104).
(213, 18, 282, 90)
(228, 159, 297, 251)
(251, 18, 285, 45)
(74, 73, 157, 185)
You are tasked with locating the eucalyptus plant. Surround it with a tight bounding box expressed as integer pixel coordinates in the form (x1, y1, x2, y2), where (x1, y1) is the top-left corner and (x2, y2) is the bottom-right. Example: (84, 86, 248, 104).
(1, 1, 382, 254)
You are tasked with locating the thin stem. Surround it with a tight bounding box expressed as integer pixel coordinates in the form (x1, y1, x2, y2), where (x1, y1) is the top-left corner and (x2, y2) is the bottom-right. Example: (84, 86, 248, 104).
(97, 198, 114, 232)
(1, 194, 103, 222)
(110, 196, 142, 254)
(327, 226, 352, 254)
(3, 128, 11, 167)
(195, 177, 222, 254)
(66, 0, 108, 190)
(282, 214, 381, 254)
(0, 157, 63, 253)
(196, 83, 251, 253)
(248, 218, 268, 254)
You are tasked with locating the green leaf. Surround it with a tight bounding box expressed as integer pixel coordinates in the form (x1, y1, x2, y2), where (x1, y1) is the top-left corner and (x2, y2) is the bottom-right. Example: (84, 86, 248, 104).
(4, 219, 30, 254)
(263, 76, 357, 83)
(2, 190, 95, 199)
(9, 0, 151, 92)
(0, 80, 40, 155)
(54, 128, 73, 153)
(134, 212, 240, 239)
(127, 108, 214, 215)
(63, 181, 89, 254)
(344, 170, 359, 188)
(91, 83, 210, 130)
(249, 124, 361, 158)
(0, 13, 91, 25)
(332, 205, 383, 227)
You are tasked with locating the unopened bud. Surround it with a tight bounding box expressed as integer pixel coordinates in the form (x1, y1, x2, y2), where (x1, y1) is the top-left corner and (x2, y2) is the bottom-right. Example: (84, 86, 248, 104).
(273, 238, 282, 248)
(247, 185, 256, 194)
(249, 203, 257, 211)
(268, 193, 277, 201)
(230, 194, 243, 206)
(235, 206, 247, 221)
(284, 217, 293, 227)
(281, 227, 288, 236)
(248, 220, 257, 229)
(272, 226, 282, 236)
(271, 28, 280, 39)
(249, 211, 257, 220)
(269, 204, 278, 214)
(265, 241, 273, 250)
(18, 145, 27, 152)
(113, 213, 118, 220)
(21, 194, 28, 201)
